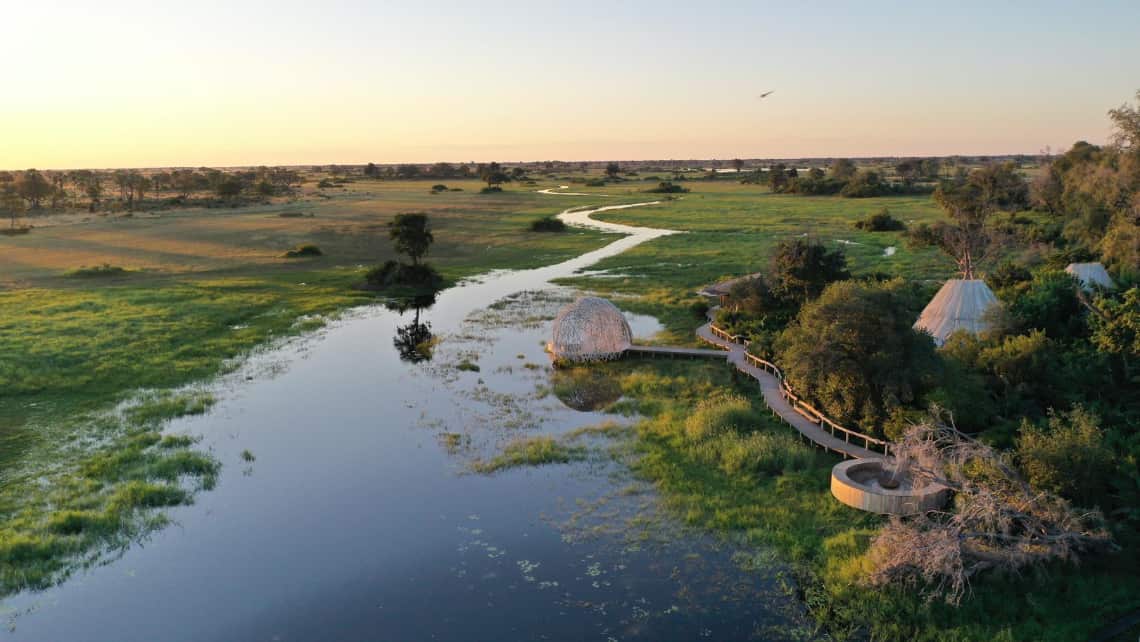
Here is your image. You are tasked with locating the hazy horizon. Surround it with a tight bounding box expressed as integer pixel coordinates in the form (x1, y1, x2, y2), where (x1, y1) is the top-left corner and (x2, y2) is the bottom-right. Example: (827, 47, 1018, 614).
(3, 0, 1138, 169)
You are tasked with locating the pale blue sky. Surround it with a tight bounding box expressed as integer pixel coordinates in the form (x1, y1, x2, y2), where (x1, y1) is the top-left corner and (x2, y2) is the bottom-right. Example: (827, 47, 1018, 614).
(2, 1, 1138, 167)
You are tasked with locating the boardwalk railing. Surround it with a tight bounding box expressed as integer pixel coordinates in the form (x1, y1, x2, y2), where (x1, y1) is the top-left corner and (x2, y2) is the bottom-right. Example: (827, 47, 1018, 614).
(703, 314, 890, 457)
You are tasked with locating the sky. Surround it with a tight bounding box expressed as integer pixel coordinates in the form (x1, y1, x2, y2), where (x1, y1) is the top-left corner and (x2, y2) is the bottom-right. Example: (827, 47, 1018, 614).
(1, 0, 1138, 169)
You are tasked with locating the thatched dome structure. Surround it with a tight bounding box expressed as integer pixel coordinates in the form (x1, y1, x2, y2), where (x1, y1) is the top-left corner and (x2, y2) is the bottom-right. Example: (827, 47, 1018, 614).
(1065, 262, 1115, 291)
(914, 279, 998, 347)
(550, 297, 632, 362)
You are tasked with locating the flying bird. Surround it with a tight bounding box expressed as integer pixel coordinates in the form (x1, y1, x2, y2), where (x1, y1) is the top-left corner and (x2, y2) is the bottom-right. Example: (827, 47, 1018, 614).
(757, 90, 775, 99)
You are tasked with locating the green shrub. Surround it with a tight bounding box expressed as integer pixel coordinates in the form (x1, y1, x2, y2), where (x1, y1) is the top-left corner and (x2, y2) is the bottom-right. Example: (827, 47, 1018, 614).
(853, 207, 906, 231)
(479, 186, 503, 194)
(282, 244, 323, 258)
(1017, 406, 1113, 507)
(363, 260, 443, 290)
(644, 181, 689, 194)
(65, 264, 127, 278)
(987, 260, 1033, 291)
(529, 216, 566, 232)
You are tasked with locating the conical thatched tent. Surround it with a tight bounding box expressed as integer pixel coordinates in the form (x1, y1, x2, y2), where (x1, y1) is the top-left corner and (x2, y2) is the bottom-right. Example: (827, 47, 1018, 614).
(914, 279, 998, 347)
(1065, 262, 1115, 291)
(550, 297, 633, 362)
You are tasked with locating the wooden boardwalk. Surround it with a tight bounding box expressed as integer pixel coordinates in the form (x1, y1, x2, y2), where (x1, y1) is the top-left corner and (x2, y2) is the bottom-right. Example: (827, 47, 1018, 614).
(693, 314, 885, 460)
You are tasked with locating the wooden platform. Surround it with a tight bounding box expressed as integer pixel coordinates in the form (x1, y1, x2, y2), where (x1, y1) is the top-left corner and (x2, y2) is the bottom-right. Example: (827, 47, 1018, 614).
(695, 318, 881, 459)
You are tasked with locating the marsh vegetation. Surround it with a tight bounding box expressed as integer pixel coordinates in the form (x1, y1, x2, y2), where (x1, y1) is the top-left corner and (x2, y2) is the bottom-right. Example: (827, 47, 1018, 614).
(1, 93, 1138, 641)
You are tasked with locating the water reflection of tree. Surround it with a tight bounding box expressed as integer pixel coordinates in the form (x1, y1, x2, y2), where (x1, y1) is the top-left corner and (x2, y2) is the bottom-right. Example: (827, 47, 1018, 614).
(386, 292, 438, 363)
(552, 368, 622, 411)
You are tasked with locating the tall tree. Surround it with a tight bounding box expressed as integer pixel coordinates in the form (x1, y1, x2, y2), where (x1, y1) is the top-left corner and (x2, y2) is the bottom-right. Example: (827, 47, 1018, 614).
(388, 213, 434, 265)
(972, 161, 1029, 221)
(15, 169, 52, 210)
(1107, 89, 1140, 151)
(931, 180, 989, 278)
(481, 162, 508, 188)
(768, 163, 788, 192)
(829, 158, 857, 181)
(1, 185, 24, 229)
(768, 237, 850, 304)
(777, 279, 938, 433)
(604, 162, 621, 179)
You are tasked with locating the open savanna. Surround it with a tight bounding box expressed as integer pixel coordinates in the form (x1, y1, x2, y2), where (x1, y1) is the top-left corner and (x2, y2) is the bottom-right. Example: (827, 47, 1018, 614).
(557, 181, 953, 342)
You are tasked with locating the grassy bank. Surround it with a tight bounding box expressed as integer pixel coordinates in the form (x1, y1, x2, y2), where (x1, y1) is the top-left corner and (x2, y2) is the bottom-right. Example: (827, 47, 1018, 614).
(555, 183, 954, 343)
(570, 358, 1140, 641)
(0, 390, 221, 597)
(0, 179, 625, 596)
(1, 180, 623, 421)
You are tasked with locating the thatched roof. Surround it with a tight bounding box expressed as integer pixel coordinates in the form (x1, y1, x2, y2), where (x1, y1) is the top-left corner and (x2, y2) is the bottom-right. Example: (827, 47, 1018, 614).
(1065, 262, 1115, 291)
(550, 296, 633, 362)
(914, 279, 998, 347)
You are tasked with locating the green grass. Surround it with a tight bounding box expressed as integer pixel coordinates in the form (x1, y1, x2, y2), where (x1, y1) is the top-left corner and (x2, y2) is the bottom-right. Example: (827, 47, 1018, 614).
(578, 356, 1140, 641)
(470, 436, 588, 473)
(556, 182, 954, 342)
(455, 359, 481, 372)
(0, 178, 624, 601)
(0, 392, 220, 597)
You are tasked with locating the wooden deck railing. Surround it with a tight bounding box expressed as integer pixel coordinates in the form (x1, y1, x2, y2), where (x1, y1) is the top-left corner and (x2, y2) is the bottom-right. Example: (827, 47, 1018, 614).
(705, 317, 890, 456)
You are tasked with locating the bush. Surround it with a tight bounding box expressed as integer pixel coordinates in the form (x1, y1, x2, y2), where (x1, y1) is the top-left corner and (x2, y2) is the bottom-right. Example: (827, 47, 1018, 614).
(1017, 406, 1113, 507)
(644, 181, 689, 194)
(529, 216, 566, 232)
(853, 207, 906, 231)
(364, 260, 443, 290)
(689, 299, 709, 319)
(430, 184, 447, 192)
(479, 186, 502, 194)
(777, 279, 939, 433)
(282, 244, 323, 258)
(840, 170, 890, 198)
(317, 179, 334, 189)
(65, 264, 127, 278)
(584, 179, 606, 187)
(987, 260, 1033, 291)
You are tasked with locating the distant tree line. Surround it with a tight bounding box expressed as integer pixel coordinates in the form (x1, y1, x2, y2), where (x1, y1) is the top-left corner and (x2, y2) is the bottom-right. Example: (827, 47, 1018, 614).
(0, 166, 303, 215)
(756, 157, 943, 198)
(360, 161, 529, 186)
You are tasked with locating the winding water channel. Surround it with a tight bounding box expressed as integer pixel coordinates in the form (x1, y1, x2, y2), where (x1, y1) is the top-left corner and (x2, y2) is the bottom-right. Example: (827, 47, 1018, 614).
(1, 198, 815, 641)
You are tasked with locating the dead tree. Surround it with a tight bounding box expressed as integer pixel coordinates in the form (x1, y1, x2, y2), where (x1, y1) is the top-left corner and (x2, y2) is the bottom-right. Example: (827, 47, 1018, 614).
(866, 411, 1117, 603)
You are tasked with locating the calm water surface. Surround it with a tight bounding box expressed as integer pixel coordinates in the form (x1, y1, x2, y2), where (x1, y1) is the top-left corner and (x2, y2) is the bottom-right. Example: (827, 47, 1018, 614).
(1, 203, 815, 641)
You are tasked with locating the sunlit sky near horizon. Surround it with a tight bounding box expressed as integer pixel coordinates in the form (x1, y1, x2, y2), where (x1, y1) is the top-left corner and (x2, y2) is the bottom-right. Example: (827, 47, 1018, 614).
(2, 0, 1138, 169)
